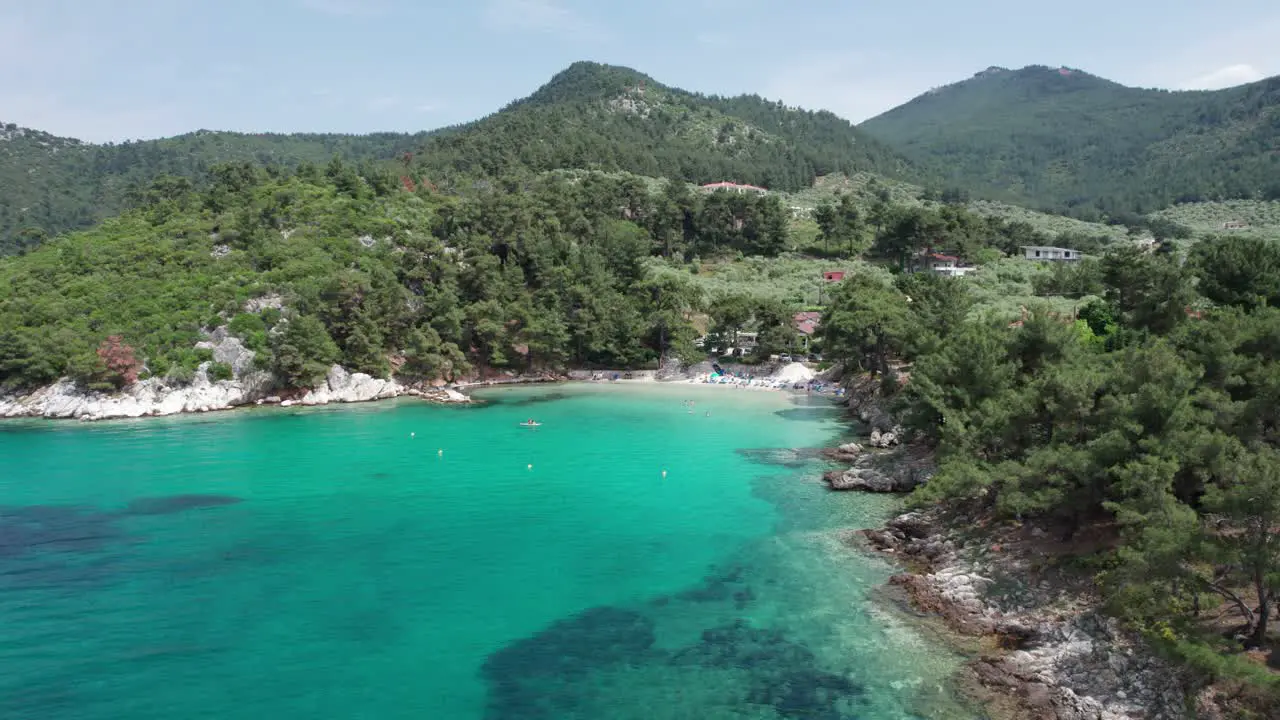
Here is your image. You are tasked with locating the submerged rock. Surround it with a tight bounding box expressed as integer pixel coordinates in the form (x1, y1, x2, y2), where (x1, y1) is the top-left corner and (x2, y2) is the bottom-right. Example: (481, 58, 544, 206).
(822, 448, 933, 494)
(480, 606, 862, 720)
(0, 505, 120, 557)
(119, 495, 242, 516)
(823, 442, 864, 462)
(481, 606, 658, 719)
(672, 620, 862, 720)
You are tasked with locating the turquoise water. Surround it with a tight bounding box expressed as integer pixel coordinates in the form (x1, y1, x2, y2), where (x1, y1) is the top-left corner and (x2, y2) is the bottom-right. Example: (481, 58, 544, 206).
(0, 384, 976, 719)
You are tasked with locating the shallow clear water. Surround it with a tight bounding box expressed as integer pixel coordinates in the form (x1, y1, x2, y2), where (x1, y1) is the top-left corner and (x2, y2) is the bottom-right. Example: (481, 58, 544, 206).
(0, 384, 978, 719)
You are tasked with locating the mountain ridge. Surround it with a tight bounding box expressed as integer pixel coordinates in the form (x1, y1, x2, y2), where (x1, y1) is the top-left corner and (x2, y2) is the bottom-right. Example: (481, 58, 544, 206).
(858, 64, 1280, 215)
(6, 60, 1279, 253)
(0, 61, 917, 253)
(408, 61, 916, 194)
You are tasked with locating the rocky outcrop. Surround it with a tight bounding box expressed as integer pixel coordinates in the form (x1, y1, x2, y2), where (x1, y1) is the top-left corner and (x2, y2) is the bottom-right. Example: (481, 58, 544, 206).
(842, 373, 896, 431)
(824, 467, 912, 493)
(823, 442, 863, 462)
(1, 363, 470, 421)
(297, 365, 402, 406)
(194, 326, 257, 376)
(868, 426, 902, 448)
(862, 511, 1193, 719)
(0, 369, 274, 421)
(822, 446, 934, 493)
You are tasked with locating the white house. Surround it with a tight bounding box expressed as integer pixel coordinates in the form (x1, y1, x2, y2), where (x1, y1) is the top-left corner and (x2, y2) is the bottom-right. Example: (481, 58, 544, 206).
(915, 252, 975, 277)
(700, 181, 768, 196)
(1021, 246, 1080, 262)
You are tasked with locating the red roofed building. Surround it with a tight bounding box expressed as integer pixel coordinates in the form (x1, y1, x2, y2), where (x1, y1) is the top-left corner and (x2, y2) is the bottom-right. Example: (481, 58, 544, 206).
(822, 270, 845, 282)
(793, 311, 822, 351)
(700, 181, 768, 195)
(913, 250, 974, 277)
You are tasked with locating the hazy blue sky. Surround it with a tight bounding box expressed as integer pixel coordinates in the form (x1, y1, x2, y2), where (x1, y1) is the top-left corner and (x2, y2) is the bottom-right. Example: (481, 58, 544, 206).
(3, 0, 1278, 142)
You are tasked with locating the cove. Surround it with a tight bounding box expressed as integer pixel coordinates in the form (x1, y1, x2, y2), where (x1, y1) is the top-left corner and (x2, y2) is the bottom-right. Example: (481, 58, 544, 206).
(0, 383, 978, 719)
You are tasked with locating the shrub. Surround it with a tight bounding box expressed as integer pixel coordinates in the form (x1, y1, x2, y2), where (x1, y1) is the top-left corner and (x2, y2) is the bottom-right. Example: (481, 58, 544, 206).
(207, 362, 234, 381)
(96, 335, 141, 388)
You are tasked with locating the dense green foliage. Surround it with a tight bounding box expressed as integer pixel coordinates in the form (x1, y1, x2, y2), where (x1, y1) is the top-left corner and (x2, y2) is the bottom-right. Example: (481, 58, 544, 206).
(0, 122, 424, 254)
(859, 66, 1280, 217)
(0, 161, 804, 391)
(821, 239, 1280, 700)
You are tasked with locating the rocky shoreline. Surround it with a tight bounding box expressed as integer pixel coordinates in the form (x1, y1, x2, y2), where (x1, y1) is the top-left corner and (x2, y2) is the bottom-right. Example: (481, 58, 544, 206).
(858, 511, 1193, 719)
(817, 373, 1216, 718)
(0, 363, 473, 422)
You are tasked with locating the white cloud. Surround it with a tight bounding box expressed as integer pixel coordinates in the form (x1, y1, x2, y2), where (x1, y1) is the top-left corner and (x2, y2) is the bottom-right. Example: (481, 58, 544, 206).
(1132, 14, 1280, 90)
(1181, 63, 1266, 90)
(484, 0, 605, 40)
(295, 0, 387, 17)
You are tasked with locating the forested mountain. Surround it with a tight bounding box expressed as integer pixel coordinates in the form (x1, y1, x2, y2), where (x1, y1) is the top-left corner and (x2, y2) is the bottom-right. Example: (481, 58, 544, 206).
(409, 62, 914, 194)
(859, 65, 1280, 217)
(0, 122, 425, 254)
(0, 62, 914, 254)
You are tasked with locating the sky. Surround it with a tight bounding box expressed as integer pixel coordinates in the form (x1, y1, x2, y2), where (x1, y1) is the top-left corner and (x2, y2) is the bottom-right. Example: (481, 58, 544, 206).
(2, 0, 1279, 143)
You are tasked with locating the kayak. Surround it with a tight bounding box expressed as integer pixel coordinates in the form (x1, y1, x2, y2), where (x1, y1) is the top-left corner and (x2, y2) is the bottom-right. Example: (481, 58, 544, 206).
(519, 422, 542, 427)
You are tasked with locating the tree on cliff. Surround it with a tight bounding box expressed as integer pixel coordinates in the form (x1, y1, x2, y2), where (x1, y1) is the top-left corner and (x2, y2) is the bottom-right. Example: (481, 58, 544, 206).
(270, 315, 340, 388)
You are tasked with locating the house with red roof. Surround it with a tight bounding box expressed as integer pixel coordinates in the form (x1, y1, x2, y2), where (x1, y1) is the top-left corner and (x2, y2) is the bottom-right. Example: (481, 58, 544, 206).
(793, 311, 822, 352)
(912, 250, 974, 277)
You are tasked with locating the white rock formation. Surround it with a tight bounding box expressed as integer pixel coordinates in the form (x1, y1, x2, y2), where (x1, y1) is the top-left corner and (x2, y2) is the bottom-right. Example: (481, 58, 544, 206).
(0, 369, 274, 421)
(299, 365, 403, 405)
(0, 363, 470, 422)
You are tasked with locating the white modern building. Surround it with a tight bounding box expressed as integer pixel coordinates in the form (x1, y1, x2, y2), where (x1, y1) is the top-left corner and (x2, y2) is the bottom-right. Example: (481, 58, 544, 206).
(1021, 246, 1081, 262)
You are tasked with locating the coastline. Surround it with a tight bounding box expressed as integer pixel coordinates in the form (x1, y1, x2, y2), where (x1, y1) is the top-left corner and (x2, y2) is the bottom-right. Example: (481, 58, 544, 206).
(6, 361, 1168, 715)
(827, 377, 1201, 719)
(0, 364, 475, 422)
(3, 361, 1159, 716)
(1, 360, 832, 423)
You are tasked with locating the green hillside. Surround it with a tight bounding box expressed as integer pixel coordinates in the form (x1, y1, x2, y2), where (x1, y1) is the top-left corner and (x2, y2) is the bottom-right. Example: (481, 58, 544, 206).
(859, 65, 1280, 216)
(1149, 199, 1280, 239)
(0, 62, 917, 254)
(0, 122, 423, 254)
(411, 61, 915, 194)
(780, 172, 1128, 243)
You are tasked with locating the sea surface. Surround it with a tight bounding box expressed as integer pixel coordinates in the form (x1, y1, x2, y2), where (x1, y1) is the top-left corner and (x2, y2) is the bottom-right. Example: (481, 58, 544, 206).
(0, 383, 978, 719)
